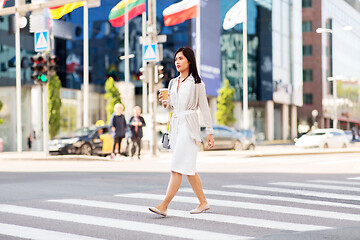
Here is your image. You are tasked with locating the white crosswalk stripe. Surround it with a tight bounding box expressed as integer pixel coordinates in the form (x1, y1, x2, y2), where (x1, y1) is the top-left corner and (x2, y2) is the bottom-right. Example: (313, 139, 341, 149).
(0, 204, 246, 240)
(348, 177, 360, 180)
(308, 180, 360, 186)
(50, 198, 331, 232)
(224, 184, 360, 201)
(178, 188, 360, 210)
(269, 182, 360, 192)
(0, 223, 104, 240)
(116, 193, 360, 221)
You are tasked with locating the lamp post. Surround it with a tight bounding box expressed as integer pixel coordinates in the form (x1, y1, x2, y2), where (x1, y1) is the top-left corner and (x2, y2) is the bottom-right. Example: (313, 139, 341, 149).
(327, 76, 337, 129)
(316, 26, 352, 129)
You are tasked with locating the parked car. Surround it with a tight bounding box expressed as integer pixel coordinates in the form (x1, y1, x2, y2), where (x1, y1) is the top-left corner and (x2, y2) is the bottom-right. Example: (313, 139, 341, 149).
(295, 128, 349, 148)
(199, 125, 245, 151)
(237, 129, 256, 150)
(49, 125, 129, 156)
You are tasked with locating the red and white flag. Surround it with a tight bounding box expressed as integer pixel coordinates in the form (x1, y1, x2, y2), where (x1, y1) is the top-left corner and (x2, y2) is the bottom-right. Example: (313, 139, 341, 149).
(0, 0, 8, 8)
(163, 0, 199, 27)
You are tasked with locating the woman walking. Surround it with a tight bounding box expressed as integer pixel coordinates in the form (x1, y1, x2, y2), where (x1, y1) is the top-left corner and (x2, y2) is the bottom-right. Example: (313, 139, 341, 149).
(149, 47, 214, 216)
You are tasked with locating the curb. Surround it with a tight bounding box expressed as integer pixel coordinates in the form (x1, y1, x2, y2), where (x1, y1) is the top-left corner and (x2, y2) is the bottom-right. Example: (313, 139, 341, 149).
(246, 149, 360, 157)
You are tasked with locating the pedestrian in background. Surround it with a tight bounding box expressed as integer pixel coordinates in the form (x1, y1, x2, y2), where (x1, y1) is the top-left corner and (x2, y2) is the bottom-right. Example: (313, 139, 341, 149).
(27, 133, 33, 151)
(129, 106, 146, 159)
(110, 103, 127, 159)
(149, 47, 215, 217)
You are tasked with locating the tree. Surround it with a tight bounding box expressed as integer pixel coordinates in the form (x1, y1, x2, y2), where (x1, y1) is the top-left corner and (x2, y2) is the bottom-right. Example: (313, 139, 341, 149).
(105, 77, 123, 123)
(0, 100, 3, 124)
(48, 74, 62, 139)
(216, 79, 236, 126)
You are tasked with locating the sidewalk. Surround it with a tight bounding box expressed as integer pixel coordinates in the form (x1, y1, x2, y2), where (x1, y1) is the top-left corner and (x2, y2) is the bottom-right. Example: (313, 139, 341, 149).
(1, 143, 360, 161)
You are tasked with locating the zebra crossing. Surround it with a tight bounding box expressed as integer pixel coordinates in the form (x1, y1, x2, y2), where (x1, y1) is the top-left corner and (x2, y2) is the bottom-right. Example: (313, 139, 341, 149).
(0, 176, 360, 240)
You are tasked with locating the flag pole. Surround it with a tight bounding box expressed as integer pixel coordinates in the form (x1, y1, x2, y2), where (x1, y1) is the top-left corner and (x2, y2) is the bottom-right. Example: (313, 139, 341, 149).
(141, 11, 148, 114)
(15, 0, 22, 152)
(83, 1, 89, 127)
(124, 0, 130, 118)
(196, 0, 201, 69)
(242, 0, 249, 129)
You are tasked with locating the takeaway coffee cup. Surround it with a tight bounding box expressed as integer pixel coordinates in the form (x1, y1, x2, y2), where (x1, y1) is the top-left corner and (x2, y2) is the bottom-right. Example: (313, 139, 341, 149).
(160, 88, 168, 103)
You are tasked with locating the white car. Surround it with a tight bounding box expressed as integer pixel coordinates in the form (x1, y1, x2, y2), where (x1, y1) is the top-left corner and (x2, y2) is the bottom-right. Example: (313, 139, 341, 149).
(295, 129, 350, 148)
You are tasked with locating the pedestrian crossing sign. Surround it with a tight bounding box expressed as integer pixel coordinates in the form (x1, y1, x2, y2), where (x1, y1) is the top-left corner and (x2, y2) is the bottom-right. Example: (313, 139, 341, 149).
(143, 44, 157, 62)
(34, 31, 49, 52)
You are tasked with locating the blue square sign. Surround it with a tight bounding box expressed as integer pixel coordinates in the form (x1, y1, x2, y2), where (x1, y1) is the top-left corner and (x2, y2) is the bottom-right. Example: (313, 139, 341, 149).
(143, 44, 157, 62)
(34, 31, 49, 52)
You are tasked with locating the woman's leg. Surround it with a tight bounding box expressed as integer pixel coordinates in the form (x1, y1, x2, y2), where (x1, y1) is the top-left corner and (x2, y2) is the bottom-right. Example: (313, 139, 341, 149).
(187, 173, 208, 208)
(155, 171, 182, 211)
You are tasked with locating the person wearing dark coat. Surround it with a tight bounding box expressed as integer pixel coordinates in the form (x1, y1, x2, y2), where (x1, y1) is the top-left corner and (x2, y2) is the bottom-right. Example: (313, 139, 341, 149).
(110, 103, 127, 158)
(129, 106, 146, 159)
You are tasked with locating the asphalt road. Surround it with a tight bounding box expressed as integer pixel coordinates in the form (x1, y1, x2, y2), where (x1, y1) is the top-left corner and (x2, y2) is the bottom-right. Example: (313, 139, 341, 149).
(0, 153, 360, 239)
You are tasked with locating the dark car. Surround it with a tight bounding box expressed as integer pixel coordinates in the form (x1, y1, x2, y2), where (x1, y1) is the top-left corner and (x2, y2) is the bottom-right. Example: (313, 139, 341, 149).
(237, 129, 256, 150)
(49, 125, 128, 156)
(200, 125, 245, 151)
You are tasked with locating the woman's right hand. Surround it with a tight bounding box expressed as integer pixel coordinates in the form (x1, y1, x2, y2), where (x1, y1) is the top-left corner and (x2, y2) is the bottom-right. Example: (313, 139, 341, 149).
(158, 93, 168, 108)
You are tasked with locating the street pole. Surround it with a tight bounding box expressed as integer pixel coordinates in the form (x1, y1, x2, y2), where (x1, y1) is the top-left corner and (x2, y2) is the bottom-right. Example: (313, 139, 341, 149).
(242, 0, 249, 129)
(15, 0, 22, 152)
(42, 84, 49, 156)
(148, 0, 157, 157)
(333, 79, 337, 129)
(83, 1, 89, 127)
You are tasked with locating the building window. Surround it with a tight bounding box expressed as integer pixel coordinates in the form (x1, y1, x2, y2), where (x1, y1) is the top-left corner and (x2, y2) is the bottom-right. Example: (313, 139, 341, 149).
(303, 45, 313, 56)
(303, 69, 313, 82)
(302, 21, 312, 32)
(302, 0, 312, 8)
(303, 93, 313, 104)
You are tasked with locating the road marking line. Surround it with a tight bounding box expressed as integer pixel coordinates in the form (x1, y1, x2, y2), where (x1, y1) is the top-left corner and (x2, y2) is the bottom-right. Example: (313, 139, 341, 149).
(178, 188, 360, 210)
(270, 182, 360, 192)
(224, 184, 360, 201)
(0, 223, 103, 240)
(308, 180, 360, 186)
(116, 193, 360, 222)
(315, 159, 360, 165)
(49, 199, 331, 232)
(348, 177, 360, 180)
(0, 204, 246, 240)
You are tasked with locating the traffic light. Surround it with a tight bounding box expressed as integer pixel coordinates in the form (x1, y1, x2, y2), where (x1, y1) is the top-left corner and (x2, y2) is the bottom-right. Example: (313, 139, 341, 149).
(155, 65, 164, 83)
(30, 53, 48, 84)
(139, 67, 146, 81)
(48, 54, 58, 76)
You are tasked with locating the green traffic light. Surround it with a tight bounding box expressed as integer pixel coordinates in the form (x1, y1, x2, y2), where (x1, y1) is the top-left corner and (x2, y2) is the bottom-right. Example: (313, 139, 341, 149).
(37, 74, 47, 82)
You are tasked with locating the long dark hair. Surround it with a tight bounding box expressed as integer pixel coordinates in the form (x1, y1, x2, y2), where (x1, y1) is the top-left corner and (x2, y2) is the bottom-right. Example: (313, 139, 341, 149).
(174, 47, 201, 84)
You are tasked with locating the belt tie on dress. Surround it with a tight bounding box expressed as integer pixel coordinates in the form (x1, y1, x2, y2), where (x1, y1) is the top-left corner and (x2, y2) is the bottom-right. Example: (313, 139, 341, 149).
(170, 110, 197, 147)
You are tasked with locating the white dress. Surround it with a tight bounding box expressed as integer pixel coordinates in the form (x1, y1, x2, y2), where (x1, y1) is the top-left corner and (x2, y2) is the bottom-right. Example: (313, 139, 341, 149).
(169, 77, 201, 175)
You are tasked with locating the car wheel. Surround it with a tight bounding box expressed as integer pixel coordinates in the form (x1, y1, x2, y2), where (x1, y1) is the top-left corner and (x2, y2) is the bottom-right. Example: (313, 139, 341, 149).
(247, 144, 255, 150)
(323, 143, 329, 149)
(234, 141, 243, 151)
(80, 143, 92, 155)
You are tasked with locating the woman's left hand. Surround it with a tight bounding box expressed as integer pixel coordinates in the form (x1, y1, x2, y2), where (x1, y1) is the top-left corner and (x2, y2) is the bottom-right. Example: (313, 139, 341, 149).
(207, 134, 214, 149)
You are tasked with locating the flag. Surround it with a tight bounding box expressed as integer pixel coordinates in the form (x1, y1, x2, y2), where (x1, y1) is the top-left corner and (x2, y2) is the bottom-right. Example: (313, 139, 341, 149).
(49, 2, 85, 19)
(109, 0, 146, 28)
(223, 0, 245, 30)
(163, 0, 199, 27)
(0, 0, 8, 8)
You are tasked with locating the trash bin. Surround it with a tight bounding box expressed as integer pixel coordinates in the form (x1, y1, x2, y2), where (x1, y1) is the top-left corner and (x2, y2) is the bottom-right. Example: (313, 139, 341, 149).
(0, 138, 3, 152)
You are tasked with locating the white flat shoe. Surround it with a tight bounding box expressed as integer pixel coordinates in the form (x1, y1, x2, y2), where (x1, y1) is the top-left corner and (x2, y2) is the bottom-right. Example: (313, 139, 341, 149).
(149, 207, 167, 217)
(190, 204, 210, 214)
